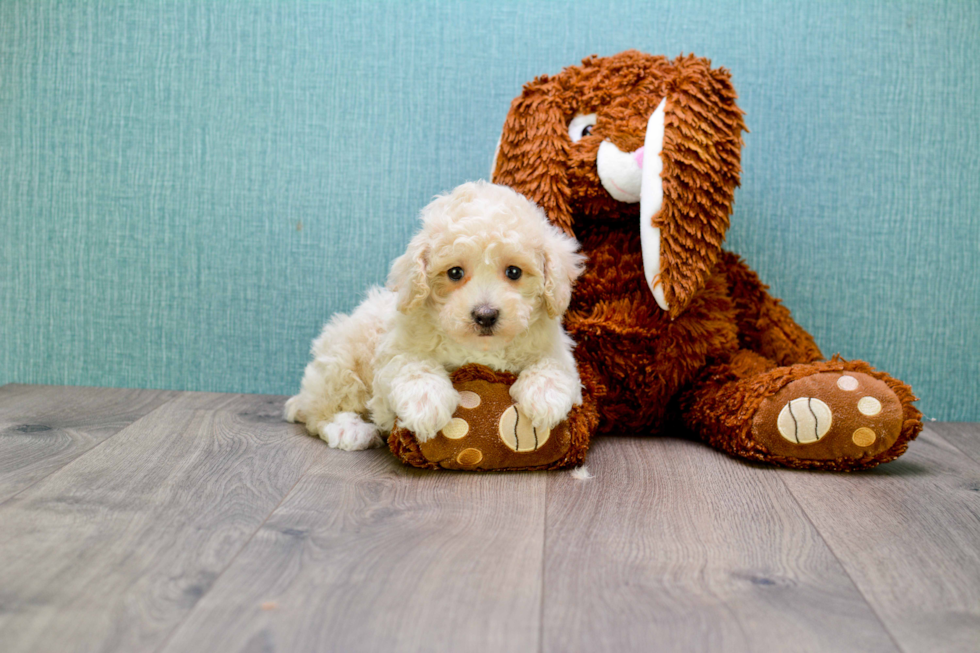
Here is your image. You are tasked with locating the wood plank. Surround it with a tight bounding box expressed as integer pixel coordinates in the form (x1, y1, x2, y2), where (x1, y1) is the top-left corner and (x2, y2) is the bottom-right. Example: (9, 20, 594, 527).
(780, 426, 980, 653)
(0, 393, 325, 653)
(927, 422, 980, 464)
(159, 450, 547, 653)
(0, 384, 42, 400)
(0, 385, 178, 503)
(541, 436, 898, 653)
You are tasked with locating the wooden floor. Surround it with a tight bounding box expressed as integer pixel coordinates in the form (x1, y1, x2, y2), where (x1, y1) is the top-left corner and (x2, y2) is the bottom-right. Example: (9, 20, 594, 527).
(0, 385, 977, 653)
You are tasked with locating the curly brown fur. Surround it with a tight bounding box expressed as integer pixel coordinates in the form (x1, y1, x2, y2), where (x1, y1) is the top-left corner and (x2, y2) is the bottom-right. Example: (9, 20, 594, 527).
(492, 50, 921, 470)
(681, 356, 922, 471)
(717, 251, 823, 366)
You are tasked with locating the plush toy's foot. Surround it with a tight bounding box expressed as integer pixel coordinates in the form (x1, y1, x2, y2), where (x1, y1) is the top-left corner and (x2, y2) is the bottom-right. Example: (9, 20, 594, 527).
(752, 372, 904, 465)
(683, 354, 922, 471)
(388, 365, 597, 471)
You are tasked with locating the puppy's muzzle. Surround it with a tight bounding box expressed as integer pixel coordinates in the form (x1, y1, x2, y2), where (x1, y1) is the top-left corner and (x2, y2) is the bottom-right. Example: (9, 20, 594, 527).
(471, 305, 499, 335)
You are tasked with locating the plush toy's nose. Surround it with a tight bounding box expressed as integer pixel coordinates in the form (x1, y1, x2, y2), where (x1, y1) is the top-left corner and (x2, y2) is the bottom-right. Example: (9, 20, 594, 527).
(472, 306, 499, 328)
(594, 100, 669, 312)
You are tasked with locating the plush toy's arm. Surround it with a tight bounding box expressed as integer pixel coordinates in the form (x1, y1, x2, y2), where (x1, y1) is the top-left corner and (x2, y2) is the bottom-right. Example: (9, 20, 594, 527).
(716, 250, 823, 366)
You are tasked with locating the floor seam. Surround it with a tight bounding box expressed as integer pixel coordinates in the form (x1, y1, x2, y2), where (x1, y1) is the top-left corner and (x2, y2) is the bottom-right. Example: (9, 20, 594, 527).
(778, 470, 909, 653)
(151, 446, 314, 653)
(537, 472, 549, 653)
(0, 390, 180, 510)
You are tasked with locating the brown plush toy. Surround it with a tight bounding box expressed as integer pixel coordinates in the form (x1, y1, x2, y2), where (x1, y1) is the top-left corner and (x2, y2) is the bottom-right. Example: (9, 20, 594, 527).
(486, 50, 921, 471)
(393, 50, 921, 472)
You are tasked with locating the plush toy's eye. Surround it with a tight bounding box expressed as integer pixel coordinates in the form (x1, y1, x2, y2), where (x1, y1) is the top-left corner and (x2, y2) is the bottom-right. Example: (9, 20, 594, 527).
(505, 266, 522, 281)
(447, 267, 465, 281)
(568, 113, 598, 143)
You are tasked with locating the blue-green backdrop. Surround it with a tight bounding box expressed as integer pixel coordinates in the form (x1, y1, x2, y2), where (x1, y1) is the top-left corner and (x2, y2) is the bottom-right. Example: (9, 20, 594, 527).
(2, 1, 978, 421)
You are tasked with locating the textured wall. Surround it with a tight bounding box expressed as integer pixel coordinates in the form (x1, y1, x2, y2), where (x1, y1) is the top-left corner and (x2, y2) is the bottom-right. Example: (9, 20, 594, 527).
(1, 1, 978, 420)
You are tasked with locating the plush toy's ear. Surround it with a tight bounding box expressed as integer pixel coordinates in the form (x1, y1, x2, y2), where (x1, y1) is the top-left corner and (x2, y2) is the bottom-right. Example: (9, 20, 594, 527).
(658, 56, 745, 317)
(541, 224, 586, 318)
(492, 76, 575, 237)
(386, 235, 430, 313)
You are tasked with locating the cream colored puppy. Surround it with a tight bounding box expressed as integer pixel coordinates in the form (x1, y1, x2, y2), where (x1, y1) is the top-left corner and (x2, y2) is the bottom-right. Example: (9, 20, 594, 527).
(284, 181, 585, 450)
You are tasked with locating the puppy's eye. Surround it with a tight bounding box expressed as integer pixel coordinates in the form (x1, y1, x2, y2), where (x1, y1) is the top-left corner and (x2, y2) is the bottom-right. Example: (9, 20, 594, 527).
(447, 267, 465, 281)
(505, 266, 522, 281)
(568, 113, 598, 143)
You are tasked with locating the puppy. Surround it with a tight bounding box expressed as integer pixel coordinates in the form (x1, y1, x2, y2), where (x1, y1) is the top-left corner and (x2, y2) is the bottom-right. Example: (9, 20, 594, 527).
(284, 180, 586, 450)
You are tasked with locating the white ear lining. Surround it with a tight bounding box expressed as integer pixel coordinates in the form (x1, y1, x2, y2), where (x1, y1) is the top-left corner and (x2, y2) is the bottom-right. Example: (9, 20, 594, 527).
(639, 98, 668, 311)
(490, 137, 501, 180)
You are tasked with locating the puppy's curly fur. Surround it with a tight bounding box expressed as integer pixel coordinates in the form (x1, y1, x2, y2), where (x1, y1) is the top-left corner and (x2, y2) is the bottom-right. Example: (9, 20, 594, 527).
(285, 181, 586, 450)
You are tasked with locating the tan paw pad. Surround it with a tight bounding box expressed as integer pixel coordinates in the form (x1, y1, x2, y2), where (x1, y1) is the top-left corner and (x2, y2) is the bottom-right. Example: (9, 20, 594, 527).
(441, 417, 470, 439)
(456, 448, 483, 467)
(776, 398, 833, 443)
(837, 375, 860, 391)
(458, 391, 481, 409)
(857, 396, 882, 416)
(498, 405, 551, 452)
(852, 427, 877, 447)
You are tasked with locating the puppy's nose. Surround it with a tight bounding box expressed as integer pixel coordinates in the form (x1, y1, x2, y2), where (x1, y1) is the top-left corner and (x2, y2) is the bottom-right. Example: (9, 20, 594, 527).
(472, 305, 499, 328)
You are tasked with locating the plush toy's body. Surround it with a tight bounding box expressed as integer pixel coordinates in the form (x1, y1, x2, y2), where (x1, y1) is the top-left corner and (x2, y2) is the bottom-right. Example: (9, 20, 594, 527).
(394, 50, 921, 472)
(564, 228, 913, 469)
(485, 51, 921, 471)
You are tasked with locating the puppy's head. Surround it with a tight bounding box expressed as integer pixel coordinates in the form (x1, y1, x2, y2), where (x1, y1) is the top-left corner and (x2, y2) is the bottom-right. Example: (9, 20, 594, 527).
(388, 181, 584, 351)
(492, 51, 746, 318)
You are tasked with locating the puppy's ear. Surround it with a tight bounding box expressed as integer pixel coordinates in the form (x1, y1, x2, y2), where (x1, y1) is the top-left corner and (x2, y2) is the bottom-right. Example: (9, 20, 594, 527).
(492, 76, 575, 237)
(541, 225, 586, 318)
(387, 235, 430, 313)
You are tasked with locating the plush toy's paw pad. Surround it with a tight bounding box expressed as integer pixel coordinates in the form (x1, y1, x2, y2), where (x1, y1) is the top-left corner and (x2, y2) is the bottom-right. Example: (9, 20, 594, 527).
(498, 405, 551, 452)
(775, 397, 833, 443)
(317, 413, 383, 451)
(753, 372, 903, 461)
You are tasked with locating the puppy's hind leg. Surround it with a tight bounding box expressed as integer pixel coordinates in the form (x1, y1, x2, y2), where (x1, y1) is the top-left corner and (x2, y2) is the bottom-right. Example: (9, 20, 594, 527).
(319, 412, 383, 450)
(285, 290, 393, 450)
(287, 360, 383, 450)
(283, 395, 307, 424)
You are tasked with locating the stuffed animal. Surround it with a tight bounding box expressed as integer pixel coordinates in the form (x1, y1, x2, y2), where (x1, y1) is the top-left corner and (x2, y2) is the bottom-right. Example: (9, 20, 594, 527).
(394, 50, 921, 472)
(488, 50, 921, 471)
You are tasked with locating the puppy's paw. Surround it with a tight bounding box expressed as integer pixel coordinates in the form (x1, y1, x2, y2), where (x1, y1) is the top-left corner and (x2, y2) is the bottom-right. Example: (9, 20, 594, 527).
(511, 369, 578, 431)
(317, 412, 384, 451)
(391, 375, 459, 443)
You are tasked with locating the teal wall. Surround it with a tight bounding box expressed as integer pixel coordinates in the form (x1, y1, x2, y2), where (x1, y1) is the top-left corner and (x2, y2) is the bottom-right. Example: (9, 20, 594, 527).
(2, 1, 978, 420)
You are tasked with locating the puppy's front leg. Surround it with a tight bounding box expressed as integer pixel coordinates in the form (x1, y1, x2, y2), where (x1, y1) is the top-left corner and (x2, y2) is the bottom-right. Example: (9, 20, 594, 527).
(381, 358, 460, 443)
(511, 358, 583, 431)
